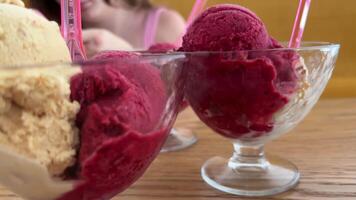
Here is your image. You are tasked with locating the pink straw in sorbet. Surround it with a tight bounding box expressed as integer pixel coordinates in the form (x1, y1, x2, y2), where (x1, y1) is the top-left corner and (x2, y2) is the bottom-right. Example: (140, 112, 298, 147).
(61, 0, 86, 61)
(289, 0, 312, 48)
(186, 0, 208, 27)
(176, 0, 208, 46)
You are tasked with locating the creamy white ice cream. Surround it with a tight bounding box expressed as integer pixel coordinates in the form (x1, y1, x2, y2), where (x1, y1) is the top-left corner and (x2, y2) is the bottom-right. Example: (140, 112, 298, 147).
(0, 66, 80, 176)
(0, 2, 71, 66)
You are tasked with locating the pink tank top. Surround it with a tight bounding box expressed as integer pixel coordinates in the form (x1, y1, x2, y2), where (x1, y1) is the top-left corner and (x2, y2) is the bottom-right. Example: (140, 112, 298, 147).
(143, 7, 166, 49)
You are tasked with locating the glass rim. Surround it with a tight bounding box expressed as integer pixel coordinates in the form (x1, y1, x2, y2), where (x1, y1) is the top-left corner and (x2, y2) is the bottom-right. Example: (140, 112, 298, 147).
(0, 42, 340, 69)
(0, 56, 165, 70)
(142, 42, 340, 56)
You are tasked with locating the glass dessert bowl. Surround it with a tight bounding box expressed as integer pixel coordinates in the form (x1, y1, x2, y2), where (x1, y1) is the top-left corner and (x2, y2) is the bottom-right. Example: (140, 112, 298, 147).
(0, 54, 185, 200)
(180, 42, 340, 197)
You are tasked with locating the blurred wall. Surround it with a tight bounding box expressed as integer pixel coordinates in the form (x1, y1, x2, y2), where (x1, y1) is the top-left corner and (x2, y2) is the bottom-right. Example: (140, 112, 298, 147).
(154, 0, 356, 98)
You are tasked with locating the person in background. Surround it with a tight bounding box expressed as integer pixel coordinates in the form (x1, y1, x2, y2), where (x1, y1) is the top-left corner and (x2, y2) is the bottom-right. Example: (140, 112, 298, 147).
(29, 0, 186, 57)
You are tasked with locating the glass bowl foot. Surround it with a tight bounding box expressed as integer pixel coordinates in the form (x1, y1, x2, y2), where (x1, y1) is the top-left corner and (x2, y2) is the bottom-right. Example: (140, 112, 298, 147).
(201, 155, 300, 197)
(160, 128, 198, 153)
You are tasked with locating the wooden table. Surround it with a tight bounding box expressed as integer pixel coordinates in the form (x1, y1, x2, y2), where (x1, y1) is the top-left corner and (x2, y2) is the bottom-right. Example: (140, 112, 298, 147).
(1, 99, 356, 200)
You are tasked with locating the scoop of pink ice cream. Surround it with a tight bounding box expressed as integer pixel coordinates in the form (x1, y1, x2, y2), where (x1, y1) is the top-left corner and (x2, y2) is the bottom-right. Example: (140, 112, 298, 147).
(183, 54, 290, 137)
(59, 51, 167, 200)
(181, 5, 300, 139)
(181, 4, 271, 51)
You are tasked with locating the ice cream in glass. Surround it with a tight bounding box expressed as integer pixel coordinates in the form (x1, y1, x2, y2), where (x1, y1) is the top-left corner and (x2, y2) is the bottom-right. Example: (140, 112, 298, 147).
(180, 4, 340, 197)
(0, 2, 185, 200)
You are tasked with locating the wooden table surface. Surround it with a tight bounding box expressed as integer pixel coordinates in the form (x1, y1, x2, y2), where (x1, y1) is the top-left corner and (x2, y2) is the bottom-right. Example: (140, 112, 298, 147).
(1, 99, 356, 200)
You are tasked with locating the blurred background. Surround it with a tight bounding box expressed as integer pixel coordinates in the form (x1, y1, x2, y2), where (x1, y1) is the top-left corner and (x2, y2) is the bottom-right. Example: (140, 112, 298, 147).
(26, 0, 356, 98)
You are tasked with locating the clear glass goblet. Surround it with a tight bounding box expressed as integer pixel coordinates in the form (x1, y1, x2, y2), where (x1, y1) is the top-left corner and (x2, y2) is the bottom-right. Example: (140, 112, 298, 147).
(181, 42, 340, 196)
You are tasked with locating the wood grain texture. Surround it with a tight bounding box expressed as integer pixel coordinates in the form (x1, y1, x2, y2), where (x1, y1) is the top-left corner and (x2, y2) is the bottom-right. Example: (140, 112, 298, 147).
(1, 99, 355, 200)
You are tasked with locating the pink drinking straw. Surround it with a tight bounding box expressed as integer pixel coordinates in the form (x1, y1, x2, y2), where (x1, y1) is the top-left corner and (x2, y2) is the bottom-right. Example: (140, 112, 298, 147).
(175, 0, 208, 46)
(289, 0, 312, 48)
(186, 0, 208, 27)
(61, 0, 86, 61)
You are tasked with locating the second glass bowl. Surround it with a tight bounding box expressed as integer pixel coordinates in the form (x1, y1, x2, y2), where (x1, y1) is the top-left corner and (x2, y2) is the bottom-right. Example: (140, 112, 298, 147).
(179, 42, 340, 197)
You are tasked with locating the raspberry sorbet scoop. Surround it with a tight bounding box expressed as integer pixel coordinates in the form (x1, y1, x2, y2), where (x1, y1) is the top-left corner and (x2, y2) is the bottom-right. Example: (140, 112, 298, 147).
(181, 4, 301, 139)
(181, 5, 271, 51)
(59, 52, 168, 200)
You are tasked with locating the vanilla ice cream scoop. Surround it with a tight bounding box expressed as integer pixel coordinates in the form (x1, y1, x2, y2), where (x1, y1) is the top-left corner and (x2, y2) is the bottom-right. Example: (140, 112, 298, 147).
(0, 66, 80, 176)
(0, 65, 81, 200)
(0, 2, 78, 199)
(0, 2, 71, 66)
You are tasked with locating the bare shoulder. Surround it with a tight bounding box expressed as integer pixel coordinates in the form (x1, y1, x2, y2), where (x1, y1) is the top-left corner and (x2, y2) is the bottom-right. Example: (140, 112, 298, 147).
(155, 9, 186, 43)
